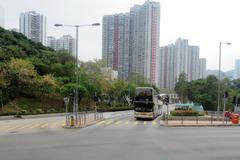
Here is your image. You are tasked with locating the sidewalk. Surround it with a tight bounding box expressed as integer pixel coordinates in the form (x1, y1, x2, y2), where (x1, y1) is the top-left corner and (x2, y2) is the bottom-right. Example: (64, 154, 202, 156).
(161, 120, 240, 127)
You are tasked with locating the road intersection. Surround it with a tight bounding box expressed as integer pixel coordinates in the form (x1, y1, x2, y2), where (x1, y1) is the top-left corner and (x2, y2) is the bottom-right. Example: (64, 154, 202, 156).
(1, 111, 240, 160)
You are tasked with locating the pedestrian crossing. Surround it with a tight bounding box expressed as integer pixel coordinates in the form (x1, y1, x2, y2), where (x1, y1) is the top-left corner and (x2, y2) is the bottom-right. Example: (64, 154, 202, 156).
(0, 119, 162, 132)
(0, 121, 65, 132)
(97, 119, 161, 127)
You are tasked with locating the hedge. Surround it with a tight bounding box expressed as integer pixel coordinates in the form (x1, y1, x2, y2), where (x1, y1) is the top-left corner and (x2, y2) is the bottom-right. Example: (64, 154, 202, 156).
(170, 110, 204, 116)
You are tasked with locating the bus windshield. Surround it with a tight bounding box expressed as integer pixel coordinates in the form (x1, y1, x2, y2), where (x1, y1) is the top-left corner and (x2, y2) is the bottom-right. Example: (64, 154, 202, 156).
(135, 88, 153, 101)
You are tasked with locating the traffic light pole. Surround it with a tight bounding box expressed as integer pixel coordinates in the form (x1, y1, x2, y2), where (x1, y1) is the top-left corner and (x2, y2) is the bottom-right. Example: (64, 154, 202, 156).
(223, 98, 227, 124)
(166, 103, 169, 124)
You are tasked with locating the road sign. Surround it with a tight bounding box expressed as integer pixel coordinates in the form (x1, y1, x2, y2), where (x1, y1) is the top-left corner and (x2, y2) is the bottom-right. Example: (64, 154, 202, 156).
(64, 97, 69, 105)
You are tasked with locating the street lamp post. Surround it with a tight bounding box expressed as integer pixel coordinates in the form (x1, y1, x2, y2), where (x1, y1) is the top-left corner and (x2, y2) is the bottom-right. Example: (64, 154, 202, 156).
(217, 42, 231, 121)
(55, 23, 100, 126)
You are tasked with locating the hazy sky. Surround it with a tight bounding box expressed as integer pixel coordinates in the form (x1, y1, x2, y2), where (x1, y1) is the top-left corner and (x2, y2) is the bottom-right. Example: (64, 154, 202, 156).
(0, 0, 240, 71)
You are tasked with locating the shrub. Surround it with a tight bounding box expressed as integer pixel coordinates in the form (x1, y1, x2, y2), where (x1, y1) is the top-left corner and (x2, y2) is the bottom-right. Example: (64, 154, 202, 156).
(20, 104, 29, 110)
(35, 108, 44, 114)
(170, 110, 202, 116)
(0, 112, 17, 116)
(47, 108, 56, 113)
(14, 115, 22, 118)
(20, 109, 28, 114)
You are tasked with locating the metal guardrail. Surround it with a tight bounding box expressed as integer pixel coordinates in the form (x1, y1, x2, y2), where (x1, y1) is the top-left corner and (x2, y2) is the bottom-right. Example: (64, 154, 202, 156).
(65, 111, 104, 127)
(162, 111, 237, 126)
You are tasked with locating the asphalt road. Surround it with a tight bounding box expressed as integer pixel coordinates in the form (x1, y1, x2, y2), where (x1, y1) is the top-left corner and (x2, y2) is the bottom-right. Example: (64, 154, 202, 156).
(1, 111, 240, 160)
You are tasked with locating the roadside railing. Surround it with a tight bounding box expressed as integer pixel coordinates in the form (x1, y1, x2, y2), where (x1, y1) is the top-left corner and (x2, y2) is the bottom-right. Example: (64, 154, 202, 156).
(65, 111, 104, 127)
(162, 111, 236, 126)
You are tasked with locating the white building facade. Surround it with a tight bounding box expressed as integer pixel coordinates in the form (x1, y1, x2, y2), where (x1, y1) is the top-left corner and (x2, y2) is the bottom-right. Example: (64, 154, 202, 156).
(47, 35, 75, 56)
(102, 13, 130, 80)
(130, 1, 160, 85)
(199, 58, 206, 79)
(19, 11, 46, 45)
(159, 38, 207, 89)
(234, 59, 240, 79)
(102, 1, 160, 85)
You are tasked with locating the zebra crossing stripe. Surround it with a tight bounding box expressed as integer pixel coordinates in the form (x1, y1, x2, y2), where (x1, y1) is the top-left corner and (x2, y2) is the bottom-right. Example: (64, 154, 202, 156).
(152, 121, 157, 125)
(0, 126, 9, 131)
(40, 123, 48, 128)
(17, 123, 34, 130)
(5, 125, 22, 131)
(115, 121, 121, 125)
(29, 124, 42, 129)
(105, 120, 113, 125)
(125, 121, 130, 125)
(97, 120, 106, 125)
(143, 121, 147, 125)
(51, 122, 59, 128)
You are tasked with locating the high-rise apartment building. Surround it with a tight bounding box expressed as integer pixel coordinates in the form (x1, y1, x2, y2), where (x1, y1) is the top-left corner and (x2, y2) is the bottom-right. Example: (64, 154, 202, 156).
(188, 45, 200, 81)
(102, 13, 130, 80)
(0, 5, 4, 28)
(174, 38, 189, 81)
(159, 44, 175, 89)
(129, 1, 160, 85)
(199, 58, 206, 79)
(47, 36, 56, 50)
(159, 38, 206, 89)
(19, 11, 46, 45)
(234, 59, 240, 79)
(47, 35, 75, 56)
(102, 1, 160, 84)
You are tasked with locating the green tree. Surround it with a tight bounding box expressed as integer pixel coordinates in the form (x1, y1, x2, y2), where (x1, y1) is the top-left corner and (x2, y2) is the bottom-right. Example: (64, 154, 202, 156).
(0, 63, 10, 109)
(38, 74, 58, 111)
(7, 58, 38, 98)
(175, 73, 188, 103)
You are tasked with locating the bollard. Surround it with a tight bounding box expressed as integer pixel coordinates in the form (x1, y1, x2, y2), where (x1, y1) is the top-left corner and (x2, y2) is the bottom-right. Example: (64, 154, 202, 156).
(181, 112, 183, 125)
(211, 112, 213, 126)
(79, 115, 81, 126)
(70, 115, 74, 126)
(66, 114, 68, 126)
(196, 115, 198, 125)
(84, 112, 86, 125)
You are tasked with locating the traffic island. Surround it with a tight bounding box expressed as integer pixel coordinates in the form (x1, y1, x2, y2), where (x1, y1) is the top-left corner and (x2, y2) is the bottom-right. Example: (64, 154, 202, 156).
(62, 118, 105, 129)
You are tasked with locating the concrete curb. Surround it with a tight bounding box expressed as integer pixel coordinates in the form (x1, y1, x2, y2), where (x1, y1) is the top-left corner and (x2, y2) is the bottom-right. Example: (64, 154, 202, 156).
(62, 118, 105, 129)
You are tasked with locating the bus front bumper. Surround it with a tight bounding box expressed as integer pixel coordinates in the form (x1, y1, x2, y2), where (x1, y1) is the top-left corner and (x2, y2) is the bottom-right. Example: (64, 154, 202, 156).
(134, 112, 154, 119)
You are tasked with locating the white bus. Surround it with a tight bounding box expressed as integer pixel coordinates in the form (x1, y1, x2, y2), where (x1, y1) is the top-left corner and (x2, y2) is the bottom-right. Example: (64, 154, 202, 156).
(134, 87, 162, 119)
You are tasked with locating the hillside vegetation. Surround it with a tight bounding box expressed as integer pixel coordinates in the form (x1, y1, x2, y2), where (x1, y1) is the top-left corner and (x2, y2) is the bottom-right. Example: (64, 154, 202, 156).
(0, 27, 154, 115)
